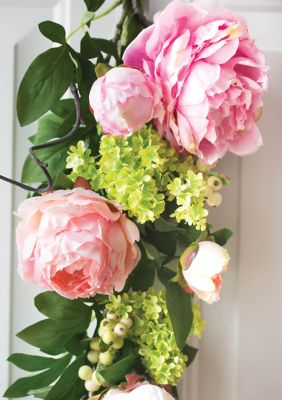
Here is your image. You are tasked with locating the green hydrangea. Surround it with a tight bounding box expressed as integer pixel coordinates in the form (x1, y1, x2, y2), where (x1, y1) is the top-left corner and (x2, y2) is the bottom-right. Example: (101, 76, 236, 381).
(105, 289, 188, 385)
(66, 126, 225, 229)
(191, 301, 206, 338)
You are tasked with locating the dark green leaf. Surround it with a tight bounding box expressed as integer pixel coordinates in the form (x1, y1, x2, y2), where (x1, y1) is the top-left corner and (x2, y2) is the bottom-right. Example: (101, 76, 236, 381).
(131, 260, 156, 291)
(84, 0, 105, 12)
(28, 114, 68, 145)
(17, 45, 74, 126)
(53, 172, 74, 190)
(98, 354, 136, 385)
(120, 14, 144, 54)
(51, 98, 75, 120)
(38, 21, 66, 44)
(45, 356, 86, 400)
(17, 320, 70, 351)
(76, 56, 96, 98)
(34, 291, 89, 321)
(64, 334, 88, 356)
(81, 33, 117, 59)
(7, 353, 56, 372)
(183, 344, 198, 367)
(146, 230, 177, 256)
(3, 354, 71, 398)
(81, 32, 103, 59)
(212, 228, 233, 246)
(154, 217, 183, 233)
(165, 282, 193, 350)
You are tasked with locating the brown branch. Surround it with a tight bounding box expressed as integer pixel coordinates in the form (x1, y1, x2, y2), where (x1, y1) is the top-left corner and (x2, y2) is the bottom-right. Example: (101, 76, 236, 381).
(0, 82, 81, 194)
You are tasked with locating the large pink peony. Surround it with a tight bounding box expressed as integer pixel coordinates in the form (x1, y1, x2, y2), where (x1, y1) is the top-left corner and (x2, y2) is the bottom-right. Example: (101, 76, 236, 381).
(89, 67, 164, 136)
(16, 188, 141, 299)
(123, 0, 268, 164)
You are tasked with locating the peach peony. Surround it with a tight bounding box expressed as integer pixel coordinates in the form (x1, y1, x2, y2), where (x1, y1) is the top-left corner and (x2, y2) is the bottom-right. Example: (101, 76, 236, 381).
(16, 188, 140, 299)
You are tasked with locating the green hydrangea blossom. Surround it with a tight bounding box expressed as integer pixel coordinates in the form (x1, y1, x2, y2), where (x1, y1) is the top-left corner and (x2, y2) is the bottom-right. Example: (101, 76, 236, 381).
(66, 126, 224, 229)
(106, 289, 188, 385)
(191, 301, 206, 338)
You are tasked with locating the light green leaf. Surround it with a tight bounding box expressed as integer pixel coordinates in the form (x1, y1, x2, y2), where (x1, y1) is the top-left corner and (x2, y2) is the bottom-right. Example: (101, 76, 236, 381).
(98, 354, 136, 385)
(7, 353, 57, 372)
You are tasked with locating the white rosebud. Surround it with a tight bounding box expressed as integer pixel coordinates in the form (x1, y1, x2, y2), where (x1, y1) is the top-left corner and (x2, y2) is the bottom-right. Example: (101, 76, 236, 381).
(102, 383, 175, 400)
(181, 241, 230, 304)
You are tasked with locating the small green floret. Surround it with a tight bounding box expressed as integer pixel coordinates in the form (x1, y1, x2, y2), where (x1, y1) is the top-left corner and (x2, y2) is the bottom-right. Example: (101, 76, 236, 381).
(105, 289, 188, 385)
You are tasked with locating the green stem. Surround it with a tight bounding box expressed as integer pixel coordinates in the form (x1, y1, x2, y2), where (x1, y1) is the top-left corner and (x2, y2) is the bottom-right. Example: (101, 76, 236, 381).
(92, 0, 122, 22)
(66, 0, 122, 41)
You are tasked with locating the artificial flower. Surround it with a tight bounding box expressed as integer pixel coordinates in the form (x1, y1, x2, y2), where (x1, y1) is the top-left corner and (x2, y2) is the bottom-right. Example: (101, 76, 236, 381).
(180, 241, 230, 304)
(16, 188, 140, 299)
(102, 383, 174, 400)
(89, 67, 164, 136)
(123, 0, 268, 163)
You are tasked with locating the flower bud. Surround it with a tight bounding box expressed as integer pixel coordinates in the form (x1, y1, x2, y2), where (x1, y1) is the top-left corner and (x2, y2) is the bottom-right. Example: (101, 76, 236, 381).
(85, 378, 100, 392)
(90, 338, 100, 351)
(112, 337, 124, 350)
(120, 317, 133, 329)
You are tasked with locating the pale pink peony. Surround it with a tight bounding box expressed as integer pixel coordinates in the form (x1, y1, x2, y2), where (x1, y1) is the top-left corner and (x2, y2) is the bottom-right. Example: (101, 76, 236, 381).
(16, 188, 141, 299)
(123, 0, 268, 164)
(102, 384, 174, 400)
(89, 67, 164, 136)
(180, 241, 230, 304)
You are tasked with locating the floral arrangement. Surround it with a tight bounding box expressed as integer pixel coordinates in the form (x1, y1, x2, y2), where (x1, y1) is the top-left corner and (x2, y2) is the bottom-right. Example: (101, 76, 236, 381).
(1, 0, 267, 399)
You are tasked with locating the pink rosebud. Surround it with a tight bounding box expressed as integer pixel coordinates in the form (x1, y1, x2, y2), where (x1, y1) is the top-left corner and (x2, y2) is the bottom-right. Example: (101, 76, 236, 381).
(180, 241, 230, 304)
(123, 0, 268, 163)
(89, 67, 164, 136)
(16, 188, 140, 299)
(102, 384, 174, 400)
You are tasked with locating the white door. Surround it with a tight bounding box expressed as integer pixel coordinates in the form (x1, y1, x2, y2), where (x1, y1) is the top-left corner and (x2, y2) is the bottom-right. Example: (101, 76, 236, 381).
(1, 1, 282, 400)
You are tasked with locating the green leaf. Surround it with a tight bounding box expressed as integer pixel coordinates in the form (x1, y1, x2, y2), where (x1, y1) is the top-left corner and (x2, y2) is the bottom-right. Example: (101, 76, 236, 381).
(64, 334, 88, 356)
(34, 292, 89, 321)
(28, 113, 68, 145)
(53, 172, 74, 190)
(146, 230, 177, 256)
(131, 260, 156, 291)
(3, 354, 71, 398)
(154, 217, 183, 233)
(165, 282, 193, 350)
(45, 356, 86, 400)
(81, 33, 117, 60)
(98, 354, 136, 385)
(7, 353, 57, 372)
(21, 124, 91, 185)
(28, 387, 51, 398)
(38, 21, 66, 44)
(17, 320, 75, 351)
(51, 98, 76, 121)
(120, 14, 144, 54)
(81, 32, 102, 60)
(212, 228, 233, 246)
(183, 344, 198, 367)
(84, 0, 106, 12)
(17, 45, 74, 126)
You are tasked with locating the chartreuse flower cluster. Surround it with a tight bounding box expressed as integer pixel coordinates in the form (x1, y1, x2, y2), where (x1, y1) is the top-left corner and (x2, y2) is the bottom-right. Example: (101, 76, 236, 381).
(67, 126, 226, 230)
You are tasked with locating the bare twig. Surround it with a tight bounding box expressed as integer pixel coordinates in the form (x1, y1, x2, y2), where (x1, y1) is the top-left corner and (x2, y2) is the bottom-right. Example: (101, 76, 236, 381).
(0, 82, 81, 194)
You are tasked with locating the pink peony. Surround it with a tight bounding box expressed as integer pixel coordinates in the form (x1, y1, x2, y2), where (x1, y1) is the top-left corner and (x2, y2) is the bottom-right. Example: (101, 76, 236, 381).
(123, 0, 268, 164)
(180, 241, 230, 304)
(16, 188, 140, 299)
(102, 384, 174, 400)
(89, 67, 164, 136)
